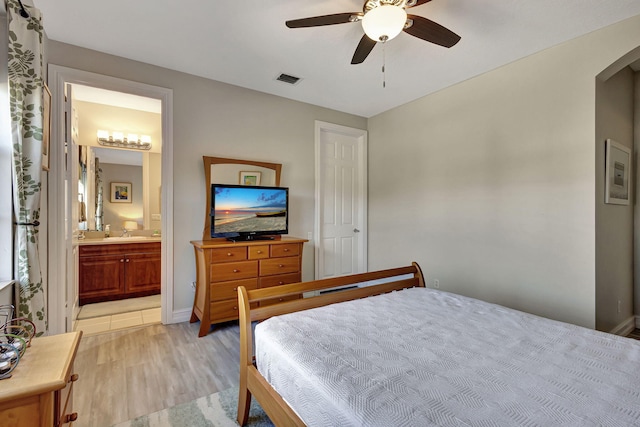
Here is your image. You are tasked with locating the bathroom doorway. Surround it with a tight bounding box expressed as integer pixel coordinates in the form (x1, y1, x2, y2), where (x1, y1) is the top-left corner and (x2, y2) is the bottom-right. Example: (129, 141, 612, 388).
(72, 84, 163, 333)
(48, 66, 174, 335)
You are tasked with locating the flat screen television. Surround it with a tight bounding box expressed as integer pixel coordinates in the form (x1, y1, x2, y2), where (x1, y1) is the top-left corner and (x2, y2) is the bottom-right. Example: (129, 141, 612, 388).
(211, 183, 289, 241)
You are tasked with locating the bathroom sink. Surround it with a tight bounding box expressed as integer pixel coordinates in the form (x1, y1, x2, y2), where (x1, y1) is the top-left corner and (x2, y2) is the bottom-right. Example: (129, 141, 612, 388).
(78, 235, 160, 244)
(104, 236, 153, 241)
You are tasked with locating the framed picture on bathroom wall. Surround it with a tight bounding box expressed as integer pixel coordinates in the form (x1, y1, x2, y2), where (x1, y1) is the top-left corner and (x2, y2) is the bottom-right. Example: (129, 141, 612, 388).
(605, 139, 631, 205)
(110, 182, 132, 203)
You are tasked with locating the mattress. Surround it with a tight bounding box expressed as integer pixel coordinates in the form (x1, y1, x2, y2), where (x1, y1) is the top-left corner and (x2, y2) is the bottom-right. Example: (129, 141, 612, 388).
(255, 287, 640, 426)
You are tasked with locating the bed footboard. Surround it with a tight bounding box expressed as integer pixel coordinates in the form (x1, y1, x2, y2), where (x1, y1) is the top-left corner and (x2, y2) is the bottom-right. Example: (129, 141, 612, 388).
(237, 262, 425, 426)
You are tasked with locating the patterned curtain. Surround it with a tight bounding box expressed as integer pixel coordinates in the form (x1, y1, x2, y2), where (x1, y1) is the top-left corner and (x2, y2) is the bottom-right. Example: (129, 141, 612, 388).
(7, 0, 47, 335)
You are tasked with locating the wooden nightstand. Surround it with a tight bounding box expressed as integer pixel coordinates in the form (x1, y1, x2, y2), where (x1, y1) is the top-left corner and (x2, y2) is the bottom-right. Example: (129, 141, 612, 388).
(0, 331, 82, 426)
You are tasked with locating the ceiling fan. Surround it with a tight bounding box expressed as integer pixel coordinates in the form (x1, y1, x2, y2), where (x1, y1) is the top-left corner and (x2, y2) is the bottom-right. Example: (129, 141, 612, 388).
(286, 0, 461, 64)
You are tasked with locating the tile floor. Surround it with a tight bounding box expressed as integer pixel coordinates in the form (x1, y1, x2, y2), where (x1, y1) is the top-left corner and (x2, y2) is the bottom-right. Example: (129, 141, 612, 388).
(74, 307, 161, 336)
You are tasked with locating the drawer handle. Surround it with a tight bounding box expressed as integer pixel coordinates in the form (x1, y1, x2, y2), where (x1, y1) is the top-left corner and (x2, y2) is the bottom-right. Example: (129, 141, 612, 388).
(279, 298, 284, 302)
(278, 264, 284, 268)
(126, 259, 130, 263)
(70, 373, 79, 382)
(233, 269, 239, 273)
(227, 252, 232, 257)
(283, 248, 289, 252)
(120, 259, 124, 263)
(64, 413, 78, 423)
(233, 287, 237, 291)
(233, 306, 238, 311)
(278, 281, 284, 285)
(257, 250, 262, 254)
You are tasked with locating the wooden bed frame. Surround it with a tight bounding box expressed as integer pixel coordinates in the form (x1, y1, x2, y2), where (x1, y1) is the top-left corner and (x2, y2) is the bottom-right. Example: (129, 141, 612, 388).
(237, 262, 425, 426)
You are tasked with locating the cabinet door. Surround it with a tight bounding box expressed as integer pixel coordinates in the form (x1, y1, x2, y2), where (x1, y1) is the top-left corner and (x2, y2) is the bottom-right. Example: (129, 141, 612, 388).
(78, 254, 124, 303)
(125, 251, 161, 293)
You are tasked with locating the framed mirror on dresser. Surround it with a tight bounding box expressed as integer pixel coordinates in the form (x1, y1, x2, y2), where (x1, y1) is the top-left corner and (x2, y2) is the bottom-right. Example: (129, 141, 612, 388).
(201, 156, 282, 241)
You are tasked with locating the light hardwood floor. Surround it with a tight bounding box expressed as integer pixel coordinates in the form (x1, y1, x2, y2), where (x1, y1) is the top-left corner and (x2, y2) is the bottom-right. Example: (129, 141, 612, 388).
(73, 321, 241, 427)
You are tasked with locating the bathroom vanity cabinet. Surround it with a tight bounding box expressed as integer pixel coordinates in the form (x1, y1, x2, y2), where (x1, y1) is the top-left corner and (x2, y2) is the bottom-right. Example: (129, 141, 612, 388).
(78, 241, 161, 305)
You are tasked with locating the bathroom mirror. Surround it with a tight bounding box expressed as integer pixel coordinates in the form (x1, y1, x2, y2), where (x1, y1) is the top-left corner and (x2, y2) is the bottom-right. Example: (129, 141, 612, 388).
(79, 145, 162, 232)
(202, 156, 282, 240)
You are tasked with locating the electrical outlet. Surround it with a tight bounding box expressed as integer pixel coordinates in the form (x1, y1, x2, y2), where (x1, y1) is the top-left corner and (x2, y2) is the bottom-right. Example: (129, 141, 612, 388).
(191, 281, 196, 291)
(433, 279, 440, 288)
(617, 300, 621, 313)
(307, 231, 313, 241)
(151, 213, 161, 221)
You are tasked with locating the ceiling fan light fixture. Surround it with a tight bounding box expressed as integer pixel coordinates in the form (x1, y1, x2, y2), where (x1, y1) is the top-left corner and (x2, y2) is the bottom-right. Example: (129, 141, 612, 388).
(362, 5, 407, 42)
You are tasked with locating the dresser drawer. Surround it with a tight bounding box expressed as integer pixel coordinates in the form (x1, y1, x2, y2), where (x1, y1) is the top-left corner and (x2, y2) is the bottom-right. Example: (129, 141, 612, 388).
(260, 257, 300, 276)
(210, 247, 247, 263)
(210, 278, 258, 302)
(259, 273, 301, 289)
(209, 299, 257, 323)
(211, 260, 258, 282)
(270, 243, 300, 258)
(248, 245, 270, 259)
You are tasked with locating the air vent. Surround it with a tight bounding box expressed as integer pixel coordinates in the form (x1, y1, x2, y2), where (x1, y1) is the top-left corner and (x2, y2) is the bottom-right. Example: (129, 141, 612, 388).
(276, 73, 302, 85)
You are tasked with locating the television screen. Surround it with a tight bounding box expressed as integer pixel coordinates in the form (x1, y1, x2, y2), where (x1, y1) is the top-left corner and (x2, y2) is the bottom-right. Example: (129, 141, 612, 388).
(211, 184, 289, 240)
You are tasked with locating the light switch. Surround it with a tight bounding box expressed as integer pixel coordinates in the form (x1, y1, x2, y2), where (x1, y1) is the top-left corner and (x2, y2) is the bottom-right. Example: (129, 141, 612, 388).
(151, 214, 161, 221)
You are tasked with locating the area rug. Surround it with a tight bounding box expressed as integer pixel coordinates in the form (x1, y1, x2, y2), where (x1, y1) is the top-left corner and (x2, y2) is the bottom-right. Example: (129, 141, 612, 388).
(77, 295, 161, 319)
(112, 386, 273, 427)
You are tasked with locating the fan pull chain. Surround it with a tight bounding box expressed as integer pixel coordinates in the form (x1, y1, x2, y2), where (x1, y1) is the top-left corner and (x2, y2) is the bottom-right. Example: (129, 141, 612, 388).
(382, 40, 386, 88)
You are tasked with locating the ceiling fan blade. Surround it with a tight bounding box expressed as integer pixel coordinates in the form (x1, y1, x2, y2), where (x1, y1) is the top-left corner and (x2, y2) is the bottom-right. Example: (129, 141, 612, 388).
(405, 0, 433, 8)
(404, 15, 461, 48)
(286, 13, 360, 28)
(351, 35, 377, 64)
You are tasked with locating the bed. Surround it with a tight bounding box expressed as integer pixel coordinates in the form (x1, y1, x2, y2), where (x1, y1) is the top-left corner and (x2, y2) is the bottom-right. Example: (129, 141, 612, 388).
(237, 262, 640, 426)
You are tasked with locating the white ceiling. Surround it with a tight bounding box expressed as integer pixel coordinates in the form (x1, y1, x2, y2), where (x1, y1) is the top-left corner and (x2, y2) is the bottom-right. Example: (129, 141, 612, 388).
(31, 0, 640, 118)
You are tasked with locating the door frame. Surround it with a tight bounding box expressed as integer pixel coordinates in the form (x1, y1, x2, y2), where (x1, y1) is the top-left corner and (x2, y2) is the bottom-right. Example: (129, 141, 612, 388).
(48, 65, 174, 334)
(314, 121, 368, 279)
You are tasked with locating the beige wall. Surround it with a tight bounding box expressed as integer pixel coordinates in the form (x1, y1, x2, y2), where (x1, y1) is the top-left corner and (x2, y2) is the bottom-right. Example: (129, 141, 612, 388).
(595, 67, 635, 331)
(368, 15, 640, 329)
(47, 41, 367, 312)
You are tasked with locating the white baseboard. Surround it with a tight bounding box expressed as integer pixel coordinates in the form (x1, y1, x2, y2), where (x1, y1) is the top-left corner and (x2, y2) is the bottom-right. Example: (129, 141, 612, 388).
(167, 308, 192, 324)
(610, 316, 636, 336)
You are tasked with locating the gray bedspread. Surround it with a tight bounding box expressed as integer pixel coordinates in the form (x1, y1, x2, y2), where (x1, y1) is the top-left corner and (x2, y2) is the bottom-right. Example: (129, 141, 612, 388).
(255, 287, 640, 426)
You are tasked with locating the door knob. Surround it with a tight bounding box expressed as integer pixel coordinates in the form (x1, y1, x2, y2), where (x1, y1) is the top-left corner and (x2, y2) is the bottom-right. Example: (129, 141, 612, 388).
(353, 228, 360, 233)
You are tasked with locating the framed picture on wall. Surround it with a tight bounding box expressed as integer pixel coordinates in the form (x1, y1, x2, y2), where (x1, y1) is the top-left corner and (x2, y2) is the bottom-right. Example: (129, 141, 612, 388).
(240, 171, 261, 186)
(110, 182, 132, 203)
(605, 139, 631, 205)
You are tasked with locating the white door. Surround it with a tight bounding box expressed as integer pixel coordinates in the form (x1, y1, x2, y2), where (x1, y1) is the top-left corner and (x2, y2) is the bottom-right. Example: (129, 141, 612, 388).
(315, 121, 367, 279)
(65, 84, 80, 332)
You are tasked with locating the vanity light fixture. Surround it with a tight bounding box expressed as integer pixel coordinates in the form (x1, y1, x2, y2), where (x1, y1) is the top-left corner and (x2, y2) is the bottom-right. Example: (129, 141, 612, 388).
(97, 130, 152, 150)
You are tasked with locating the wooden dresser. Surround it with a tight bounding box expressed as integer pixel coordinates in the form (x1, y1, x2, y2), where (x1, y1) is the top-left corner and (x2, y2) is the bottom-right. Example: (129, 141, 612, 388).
(0, 331, 82, 427)
(190, 237, 307, 336)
